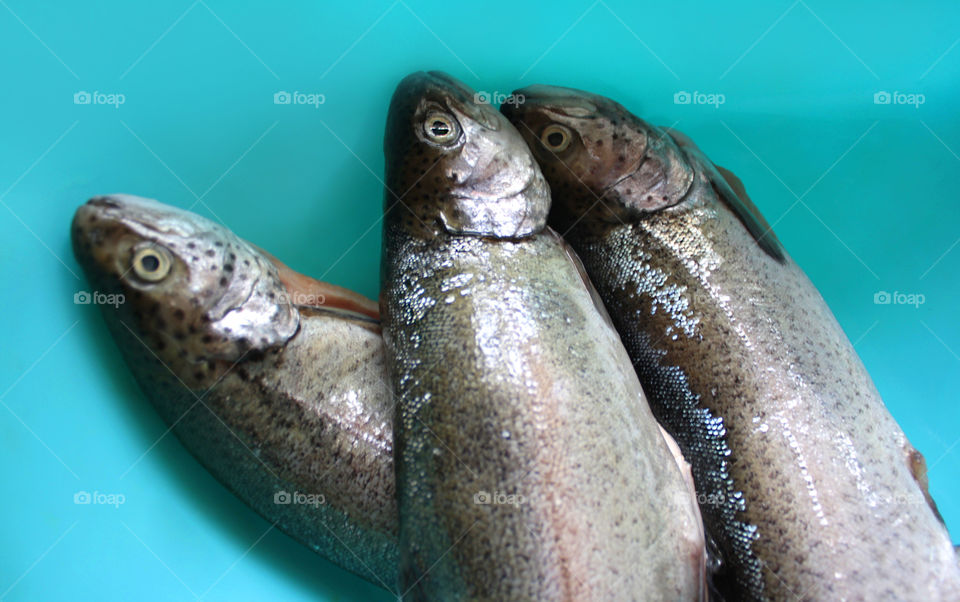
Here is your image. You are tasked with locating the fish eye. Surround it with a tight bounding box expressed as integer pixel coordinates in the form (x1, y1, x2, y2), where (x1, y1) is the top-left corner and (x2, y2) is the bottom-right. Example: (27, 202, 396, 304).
(131, 246, 172, 282)
(423, 111, 460, 144)
(540, 124, 572, 152)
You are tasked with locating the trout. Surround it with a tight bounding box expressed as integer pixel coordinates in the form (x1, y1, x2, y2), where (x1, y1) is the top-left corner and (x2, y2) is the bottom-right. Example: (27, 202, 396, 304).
(503, 86, 960, 600)
(71, 194, 399, 589)
(381, 72, 705, 601)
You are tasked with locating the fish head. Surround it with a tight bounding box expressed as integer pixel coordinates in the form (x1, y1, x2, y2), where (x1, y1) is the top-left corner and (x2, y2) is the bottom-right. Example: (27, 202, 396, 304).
(502, 85, 694, 229)
(384, 71, 550, 238)
(71, 194, 299, 385)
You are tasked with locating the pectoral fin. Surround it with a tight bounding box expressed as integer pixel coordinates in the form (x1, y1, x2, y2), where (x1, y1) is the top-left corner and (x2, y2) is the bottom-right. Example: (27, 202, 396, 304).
(255, 245, 381, 320)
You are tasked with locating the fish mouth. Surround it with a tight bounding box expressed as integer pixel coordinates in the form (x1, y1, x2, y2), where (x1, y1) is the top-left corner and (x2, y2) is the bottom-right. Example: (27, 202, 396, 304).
(75, 194, 217, 239)
(502, 85, 599, 120)
(446, 169, 550, 238)
(395, 71, 501, 130)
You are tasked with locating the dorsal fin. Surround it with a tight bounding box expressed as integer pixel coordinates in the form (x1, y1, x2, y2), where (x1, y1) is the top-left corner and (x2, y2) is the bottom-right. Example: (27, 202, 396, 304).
(710, 164, 786, 263)
(664, 128, 786, 263)
(253, 245, 380, 320)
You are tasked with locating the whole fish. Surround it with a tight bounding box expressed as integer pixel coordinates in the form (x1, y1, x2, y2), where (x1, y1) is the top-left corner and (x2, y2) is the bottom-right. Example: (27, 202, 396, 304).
(503, 87, 960, 600)
(381, 72, 705, 601)
(71, 195, 399, 589)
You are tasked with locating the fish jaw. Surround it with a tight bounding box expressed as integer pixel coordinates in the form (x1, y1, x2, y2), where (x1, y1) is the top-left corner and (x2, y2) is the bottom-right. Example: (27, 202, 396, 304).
(502, 85, 694, 231)
(71, 194, 298, 388)
(383, 71, 550, 239)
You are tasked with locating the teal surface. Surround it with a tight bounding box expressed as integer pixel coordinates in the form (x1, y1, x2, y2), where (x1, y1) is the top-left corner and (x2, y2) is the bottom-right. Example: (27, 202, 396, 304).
(2, 1, 959, 600)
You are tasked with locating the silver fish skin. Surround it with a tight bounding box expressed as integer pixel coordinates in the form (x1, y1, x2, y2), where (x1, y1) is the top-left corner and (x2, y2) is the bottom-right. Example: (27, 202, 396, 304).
(381, 72, 705, 601)
(503, 86, 960, 601)
(71, 194, 399, 589)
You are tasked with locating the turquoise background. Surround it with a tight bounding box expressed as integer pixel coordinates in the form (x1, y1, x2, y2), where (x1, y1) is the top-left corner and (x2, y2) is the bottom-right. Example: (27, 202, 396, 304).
(2, 1, 958, 600)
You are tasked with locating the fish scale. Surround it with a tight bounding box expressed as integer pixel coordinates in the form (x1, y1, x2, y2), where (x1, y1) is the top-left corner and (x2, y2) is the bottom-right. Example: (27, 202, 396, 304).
(72, 195, 401, 589)
(503, 85, 960, 601)
(381, 71, 706, 601)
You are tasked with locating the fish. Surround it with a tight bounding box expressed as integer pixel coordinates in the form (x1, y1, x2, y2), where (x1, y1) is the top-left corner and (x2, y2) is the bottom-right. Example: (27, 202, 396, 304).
(380, 71, 705, 601)
(71, 194, 400, 590)
(502, 86, 960, 601)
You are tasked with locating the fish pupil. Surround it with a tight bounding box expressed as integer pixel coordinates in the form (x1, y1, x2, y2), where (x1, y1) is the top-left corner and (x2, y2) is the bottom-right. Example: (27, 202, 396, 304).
(547, 132, 564, 147)
(430, 121, 450, 136)
(141, 254, 160, 271)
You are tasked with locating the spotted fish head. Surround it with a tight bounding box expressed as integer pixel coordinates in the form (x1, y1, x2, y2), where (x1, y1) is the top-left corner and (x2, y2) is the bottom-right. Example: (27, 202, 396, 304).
(383, 71, 550, 239)
(501, 85, 694, 230)
(71, 194, 299, 386)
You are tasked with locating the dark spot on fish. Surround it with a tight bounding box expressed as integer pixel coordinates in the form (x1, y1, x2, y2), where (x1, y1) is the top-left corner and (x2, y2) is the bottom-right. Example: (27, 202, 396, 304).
(187, 242, 195, 249)
(202, 334, 213, 343)
(214, 241, 223, 247)
(219, 277, 228, 287)
(205, 249, 215, 257)
(173, 309, 185, 321)
(224, 264, 234, 272)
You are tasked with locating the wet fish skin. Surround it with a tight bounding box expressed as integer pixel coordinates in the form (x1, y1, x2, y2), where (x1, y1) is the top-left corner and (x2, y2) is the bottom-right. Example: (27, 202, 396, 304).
(71, 195, 399, 589)
(503, 87, 960, 600)
(382, 72, 705, 601)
